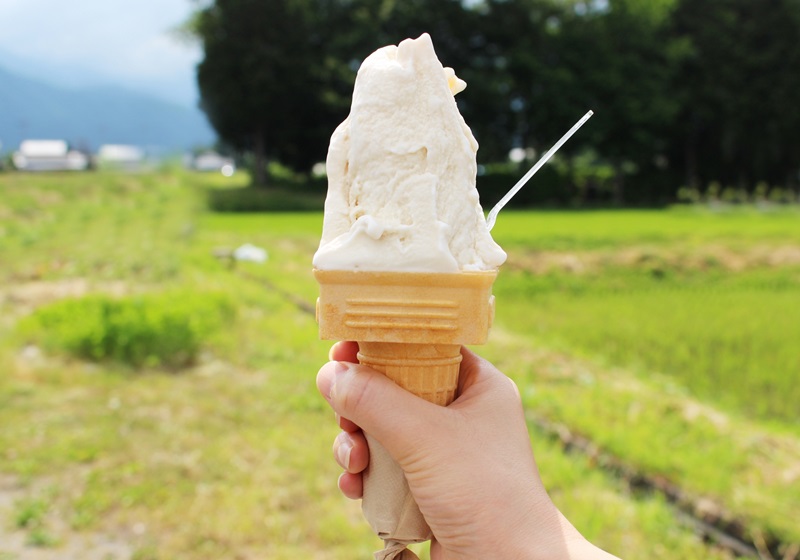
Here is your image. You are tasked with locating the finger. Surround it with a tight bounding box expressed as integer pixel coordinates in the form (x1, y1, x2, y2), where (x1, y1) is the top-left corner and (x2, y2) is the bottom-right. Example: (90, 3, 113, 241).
(430, 538, 443, 560)
(333, 430, 369, 473)
(456, 346, 491, 396)
(455, 346, 518, 404)
(337, 414, 360, 433)
(329, 341, 359, 363)
(338, 472, 363, 500)
(320, 360, 446, 463)
(317, 361, 346, 402)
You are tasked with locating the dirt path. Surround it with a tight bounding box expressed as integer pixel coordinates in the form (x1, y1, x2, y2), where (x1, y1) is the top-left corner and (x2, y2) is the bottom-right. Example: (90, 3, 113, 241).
(504, 243, 800, 275)
(0, 476, 134, 560)
(0, 278, 128, 318)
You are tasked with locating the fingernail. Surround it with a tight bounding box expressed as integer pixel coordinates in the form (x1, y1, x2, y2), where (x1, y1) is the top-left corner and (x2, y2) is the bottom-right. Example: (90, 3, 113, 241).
(330, 362, 350, 400)
(318, 368, 333, 400)
(335, 435, 353, 470)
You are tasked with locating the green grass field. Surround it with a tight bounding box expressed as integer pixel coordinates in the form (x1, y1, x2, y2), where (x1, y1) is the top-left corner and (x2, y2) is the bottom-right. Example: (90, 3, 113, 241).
(1, 171, 798, 559)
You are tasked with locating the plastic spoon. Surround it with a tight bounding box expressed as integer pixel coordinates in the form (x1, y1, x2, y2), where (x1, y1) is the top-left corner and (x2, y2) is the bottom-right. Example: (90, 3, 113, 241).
(485, 110, 594, 231)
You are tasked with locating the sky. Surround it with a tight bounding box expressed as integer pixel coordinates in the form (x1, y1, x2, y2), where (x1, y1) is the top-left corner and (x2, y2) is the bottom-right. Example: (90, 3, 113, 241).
(0, 0, 202, 106)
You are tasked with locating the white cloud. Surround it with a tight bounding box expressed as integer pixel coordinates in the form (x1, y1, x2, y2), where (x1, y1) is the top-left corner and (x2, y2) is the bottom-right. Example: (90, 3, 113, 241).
(0, 0, 201, 105)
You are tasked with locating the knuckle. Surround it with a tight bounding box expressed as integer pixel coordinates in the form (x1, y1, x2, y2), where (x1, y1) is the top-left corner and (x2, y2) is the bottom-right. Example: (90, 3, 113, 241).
(506, 377, 522, 400)
(492, 375, 523, 410)
(337, 368, 374, 415)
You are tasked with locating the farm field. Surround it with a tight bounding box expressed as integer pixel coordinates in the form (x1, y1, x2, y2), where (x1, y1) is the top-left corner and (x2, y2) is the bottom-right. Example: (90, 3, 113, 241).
(0, 171, 798, 559)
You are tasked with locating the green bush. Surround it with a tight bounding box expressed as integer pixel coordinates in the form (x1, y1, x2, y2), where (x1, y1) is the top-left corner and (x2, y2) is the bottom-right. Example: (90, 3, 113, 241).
(206, 186, 325, 212)
(19, 291, 235, 368)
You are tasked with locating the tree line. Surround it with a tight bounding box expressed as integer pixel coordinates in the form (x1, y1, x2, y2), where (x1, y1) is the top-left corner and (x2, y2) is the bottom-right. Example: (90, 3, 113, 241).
(190, 0, 800, 204)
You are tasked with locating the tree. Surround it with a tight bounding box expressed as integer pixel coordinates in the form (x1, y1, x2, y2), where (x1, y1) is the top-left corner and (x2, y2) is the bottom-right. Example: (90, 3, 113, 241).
(191, 0, 800, 199)
(561, 0, 683, 202)
(193, 0, 355, 186)
(192, 0, 483, 186)
(669, 0, 800, 189)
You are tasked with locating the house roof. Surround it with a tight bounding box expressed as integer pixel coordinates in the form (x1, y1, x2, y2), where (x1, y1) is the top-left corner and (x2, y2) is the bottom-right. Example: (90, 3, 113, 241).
(98, 144, 144, 162)
(19, 140, 68, 157)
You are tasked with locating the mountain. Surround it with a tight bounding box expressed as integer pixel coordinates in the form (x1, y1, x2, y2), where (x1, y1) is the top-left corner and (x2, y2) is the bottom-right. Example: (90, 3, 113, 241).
(0, 47, 114, 92)
(0, 47, 199, 106)
(0, 65, 215, 153)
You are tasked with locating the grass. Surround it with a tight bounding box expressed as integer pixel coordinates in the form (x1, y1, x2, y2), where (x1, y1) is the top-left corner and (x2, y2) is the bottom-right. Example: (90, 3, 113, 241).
(14, 496, 49, 529)
(483, 326, 800, 546)
(489, 208, 800, 424)
(18, 290, 235, 368)
(1, 170, 798, 558)
(491, 207, 800, 250)
(0, 171, 198, 284)
(494, 268, 800, 423)
(485, 209, 800, 547)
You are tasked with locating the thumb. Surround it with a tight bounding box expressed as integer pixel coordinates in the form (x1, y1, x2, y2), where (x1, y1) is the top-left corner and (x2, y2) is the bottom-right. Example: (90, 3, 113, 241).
(317, 360, 445, 463)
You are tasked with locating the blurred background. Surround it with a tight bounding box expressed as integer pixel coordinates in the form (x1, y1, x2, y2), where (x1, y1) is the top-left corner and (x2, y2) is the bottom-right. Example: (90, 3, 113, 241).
(2, 0, 798, 203)
(0, 1, 799, 559)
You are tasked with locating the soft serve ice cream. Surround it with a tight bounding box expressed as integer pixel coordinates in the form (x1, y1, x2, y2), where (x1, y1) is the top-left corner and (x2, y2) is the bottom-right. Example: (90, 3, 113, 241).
(313, 33, 506, 272)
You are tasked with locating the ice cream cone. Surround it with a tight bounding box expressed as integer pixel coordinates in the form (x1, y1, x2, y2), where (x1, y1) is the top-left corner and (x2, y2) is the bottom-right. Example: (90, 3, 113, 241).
(314, 269, 495, 404)
(315, 268, 495, 403)
(314, 269, 496, 345)
(356, 342, 461, 406)
(314, 268, 497, 557)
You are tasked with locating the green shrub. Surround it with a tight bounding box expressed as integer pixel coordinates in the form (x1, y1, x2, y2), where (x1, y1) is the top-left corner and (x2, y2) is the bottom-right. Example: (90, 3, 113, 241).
(206, 186, 325, 212)
(676, 186, 701, 204)
(19, 291, 235, 368)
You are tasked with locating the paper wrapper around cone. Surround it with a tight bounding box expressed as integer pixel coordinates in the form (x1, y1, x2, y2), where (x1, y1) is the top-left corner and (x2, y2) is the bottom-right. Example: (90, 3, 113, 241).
(314, 269, 496, 559)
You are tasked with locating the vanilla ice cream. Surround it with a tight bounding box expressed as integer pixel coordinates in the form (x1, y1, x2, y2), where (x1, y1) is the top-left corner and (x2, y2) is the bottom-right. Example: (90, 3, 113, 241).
(313, 33, 506, 272)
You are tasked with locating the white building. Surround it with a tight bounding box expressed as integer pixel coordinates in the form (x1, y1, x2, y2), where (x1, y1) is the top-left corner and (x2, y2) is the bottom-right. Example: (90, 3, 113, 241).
(191, 151, 236, 176)
(12, 140, 90, 171)
(96, 144, 146, 171)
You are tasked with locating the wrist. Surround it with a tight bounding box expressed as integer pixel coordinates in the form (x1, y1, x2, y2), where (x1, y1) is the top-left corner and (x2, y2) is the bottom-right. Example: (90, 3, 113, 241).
(487, 492, 572, 560)
(515, 506, 621, 560)
(563, 537, 621, 560)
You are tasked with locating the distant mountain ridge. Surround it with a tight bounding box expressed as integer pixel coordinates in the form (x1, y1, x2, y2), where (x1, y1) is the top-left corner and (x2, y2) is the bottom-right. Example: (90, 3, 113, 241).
(0, 65, 215, 153)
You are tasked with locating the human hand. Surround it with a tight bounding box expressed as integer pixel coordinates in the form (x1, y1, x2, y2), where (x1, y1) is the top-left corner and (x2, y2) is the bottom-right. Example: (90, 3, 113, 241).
(317, 342, 619, 560)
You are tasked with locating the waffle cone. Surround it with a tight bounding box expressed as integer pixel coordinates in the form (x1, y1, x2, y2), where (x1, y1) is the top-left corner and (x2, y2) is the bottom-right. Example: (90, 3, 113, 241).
(357, 341, 461, 406)
(314, 269, 496, 343)
(315, 269, 496, 403)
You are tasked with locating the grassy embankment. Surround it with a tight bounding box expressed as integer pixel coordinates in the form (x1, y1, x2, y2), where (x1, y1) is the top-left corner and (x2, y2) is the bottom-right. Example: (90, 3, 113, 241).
(0, 171, 797, 559)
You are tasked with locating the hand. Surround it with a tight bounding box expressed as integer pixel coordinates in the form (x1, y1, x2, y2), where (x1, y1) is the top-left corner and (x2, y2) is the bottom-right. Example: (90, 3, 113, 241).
(317, 342, 619, 560)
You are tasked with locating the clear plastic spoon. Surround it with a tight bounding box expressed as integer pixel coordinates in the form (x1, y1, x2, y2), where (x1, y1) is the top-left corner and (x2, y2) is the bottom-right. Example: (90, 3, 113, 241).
(485, 110, 594, 231)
